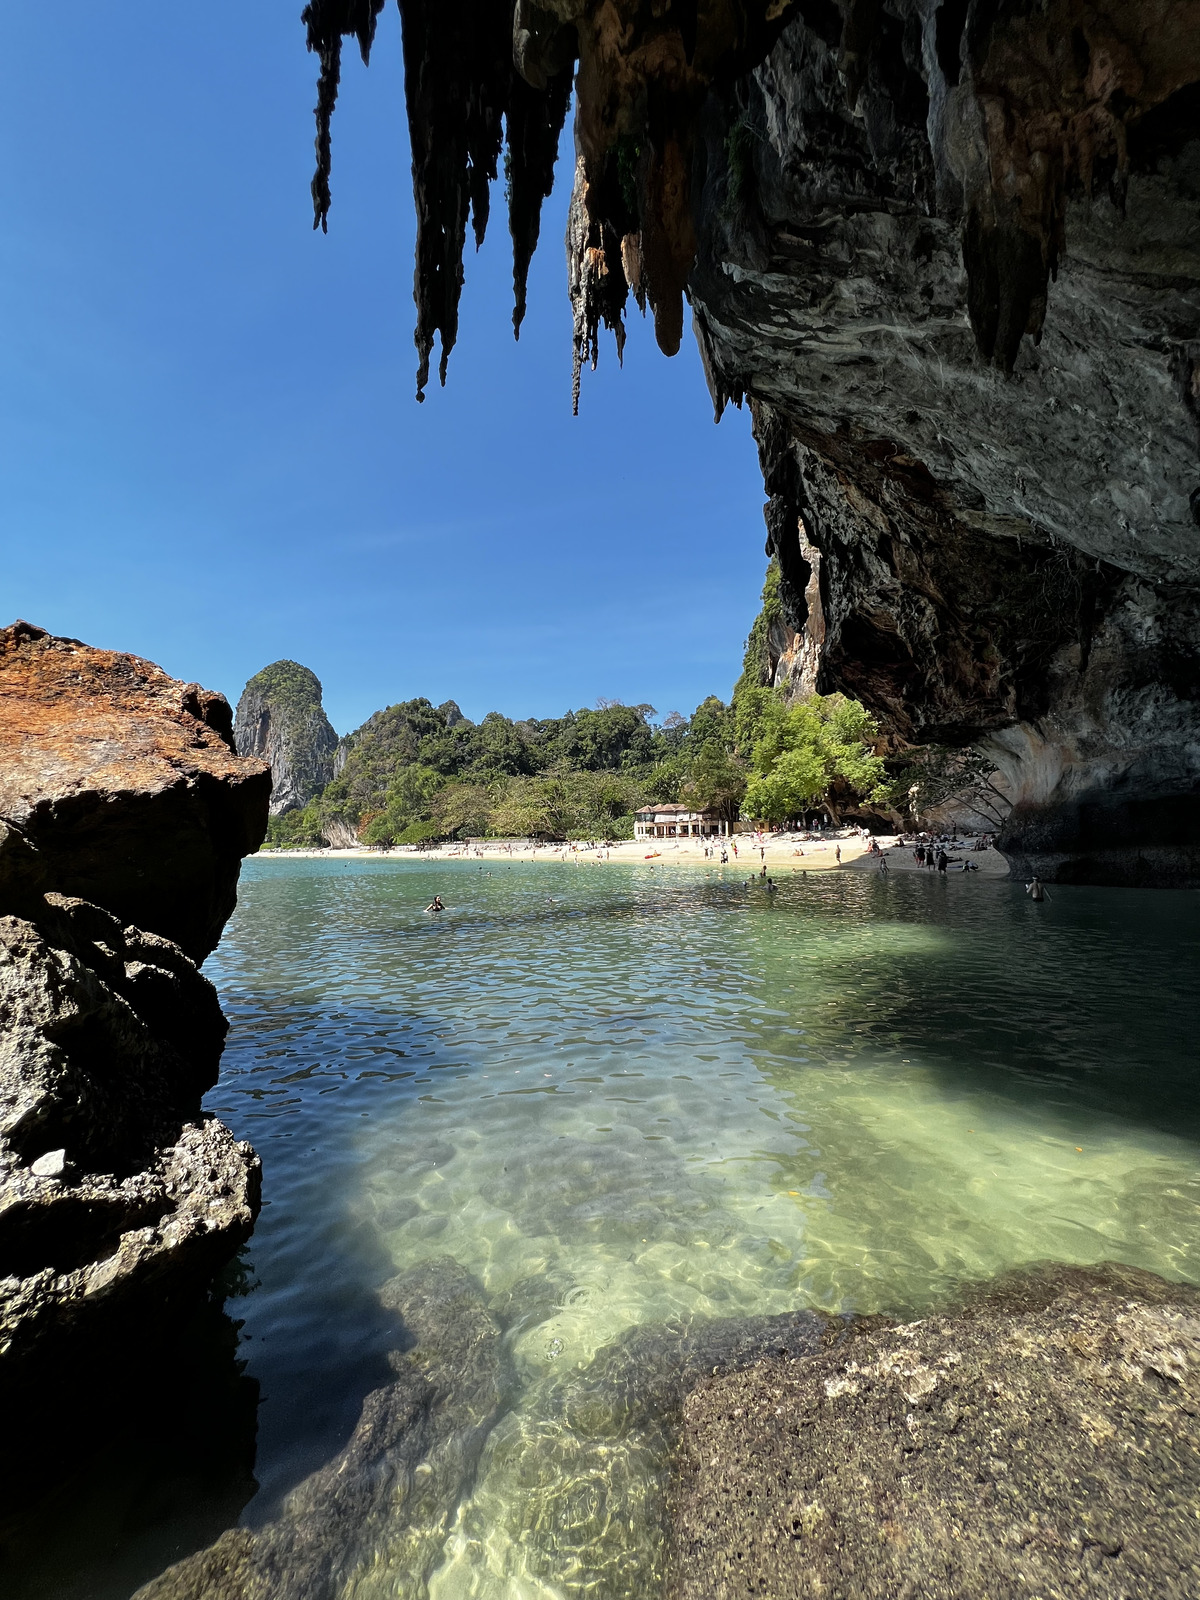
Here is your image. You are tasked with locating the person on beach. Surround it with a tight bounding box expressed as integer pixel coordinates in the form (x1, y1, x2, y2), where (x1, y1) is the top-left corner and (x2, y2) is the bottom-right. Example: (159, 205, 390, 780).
(1026, 877, 1048, 901)
(425, 895, 445, 912)
(936, 850, 948, 873)
(835, 845, 841, 864)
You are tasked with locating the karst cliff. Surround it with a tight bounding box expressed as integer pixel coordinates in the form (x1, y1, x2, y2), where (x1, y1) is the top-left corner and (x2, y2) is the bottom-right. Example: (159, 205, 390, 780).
(235, 659, 339, 816)
(0, 622, 269, 1410)
(306, 0, 1200, 885)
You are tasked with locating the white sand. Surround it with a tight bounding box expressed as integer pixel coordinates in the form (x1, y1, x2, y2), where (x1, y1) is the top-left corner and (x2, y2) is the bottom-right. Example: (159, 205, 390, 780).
(255, 833, 1010, 877)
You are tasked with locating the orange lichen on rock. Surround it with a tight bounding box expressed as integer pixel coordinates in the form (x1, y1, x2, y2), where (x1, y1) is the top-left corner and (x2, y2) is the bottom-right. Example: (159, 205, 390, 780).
(0, 621, 270, 961)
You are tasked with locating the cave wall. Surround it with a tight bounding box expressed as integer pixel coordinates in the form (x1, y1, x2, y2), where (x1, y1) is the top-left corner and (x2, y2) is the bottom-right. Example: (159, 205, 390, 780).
(685, 4, 1200, 885)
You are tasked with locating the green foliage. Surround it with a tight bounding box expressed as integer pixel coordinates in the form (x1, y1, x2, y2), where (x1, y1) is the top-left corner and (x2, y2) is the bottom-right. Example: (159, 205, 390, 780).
(641, 754, 689, 805)
(684, 741, 747, 820)
(288, 559, 887, 843)
(489, 770, 644, 841)
(743, 694, 888, 825)
(688, 695, 734, 749)
(732, 683, 787, 757)
(393, 819, 444, 847)
(733, 560, 785, 702)
(243, 659, 325, 717)
(359, 763, 444, 844)
(433, 783, 496, 839)
(321, 698, 664, 833)
(264, 802, 325, 849)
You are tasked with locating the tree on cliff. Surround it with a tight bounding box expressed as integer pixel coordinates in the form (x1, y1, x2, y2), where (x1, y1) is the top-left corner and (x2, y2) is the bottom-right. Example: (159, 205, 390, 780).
(742, 694, 888, 826)
(684, 742, 746, 824)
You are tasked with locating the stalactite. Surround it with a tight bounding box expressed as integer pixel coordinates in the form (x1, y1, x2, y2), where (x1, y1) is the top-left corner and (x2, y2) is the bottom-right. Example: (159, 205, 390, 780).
(305, 0, 1200, 393)
(302, 0, 387, 233)
(303, 0, 572, 400)
(305, 1, 799, 401)
(506, 71, 573, 339)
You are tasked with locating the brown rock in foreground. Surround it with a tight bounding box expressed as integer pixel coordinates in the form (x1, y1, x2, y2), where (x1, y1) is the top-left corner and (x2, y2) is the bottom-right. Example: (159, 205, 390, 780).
(670, 1264, 1200, 1600)
(0, 620, 270, 961)
(0, 895, 260, 1372)
(0, 623, 266, 1424)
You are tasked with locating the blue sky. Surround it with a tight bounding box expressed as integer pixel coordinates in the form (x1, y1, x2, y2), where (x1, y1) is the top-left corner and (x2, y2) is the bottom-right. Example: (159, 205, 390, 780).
(0, 3, 767, 735)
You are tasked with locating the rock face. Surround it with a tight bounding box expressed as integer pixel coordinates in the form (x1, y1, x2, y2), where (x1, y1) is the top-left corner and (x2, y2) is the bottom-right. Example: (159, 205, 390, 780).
(670, 1264, 1200, 1600)
(688, 10, 1200, 887)
(234, 659, 338, 817)
(1, 621, 271, 960)
(309, 2, 1200, 885)
(0, 622, 267, 1395)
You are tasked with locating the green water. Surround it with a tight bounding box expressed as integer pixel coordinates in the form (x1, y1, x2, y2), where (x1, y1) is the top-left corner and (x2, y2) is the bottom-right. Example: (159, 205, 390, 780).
(181, 858, 1200, 1597)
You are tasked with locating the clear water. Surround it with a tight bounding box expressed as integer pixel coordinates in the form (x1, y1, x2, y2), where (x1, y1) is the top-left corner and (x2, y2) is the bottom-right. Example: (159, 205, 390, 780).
(179, 857, 1200, 1598)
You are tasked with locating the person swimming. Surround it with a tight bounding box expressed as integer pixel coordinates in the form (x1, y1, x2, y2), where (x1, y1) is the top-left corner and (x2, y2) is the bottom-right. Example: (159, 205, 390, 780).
(425, 895, 445, 912)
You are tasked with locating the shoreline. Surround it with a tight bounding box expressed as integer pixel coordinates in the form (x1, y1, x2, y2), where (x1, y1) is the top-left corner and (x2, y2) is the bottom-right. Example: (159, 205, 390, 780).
(250, 835, 1010, 877)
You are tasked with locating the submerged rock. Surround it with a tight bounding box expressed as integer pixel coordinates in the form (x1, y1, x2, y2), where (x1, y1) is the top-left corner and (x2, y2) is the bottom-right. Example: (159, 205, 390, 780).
(461, 1306, 831, 1600)
(669, 1264, 1200, 1599)
(234, 660, 338, 818)
(134, 1257, 509, 1600)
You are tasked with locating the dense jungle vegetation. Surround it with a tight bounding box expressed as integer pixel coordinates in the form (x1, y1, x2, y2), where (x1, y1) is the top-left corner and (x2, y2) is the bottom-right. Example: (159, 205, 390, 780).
(266, 564, 999, 847)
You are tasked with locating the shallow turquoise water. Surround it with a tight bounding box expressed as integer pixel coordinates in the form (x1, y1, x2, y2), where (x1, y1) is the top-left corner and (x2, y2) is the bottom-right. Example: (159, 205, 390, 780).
(190, 857, 1200, 1596)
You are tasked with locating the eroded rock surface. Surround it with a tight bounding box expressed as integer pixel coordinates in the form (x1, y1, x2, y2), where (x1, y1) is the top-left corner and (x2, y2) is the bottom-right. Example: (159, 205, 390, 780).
(0, 891, 260, 1370)
(1, 621, 270, 959)
(670, 1264, 1200, 1599)
(690, 12, 1200, 886)
(235, 659, 338, 817)
(0, 622, 268, 1392)
(134, 1258, 509, 1600)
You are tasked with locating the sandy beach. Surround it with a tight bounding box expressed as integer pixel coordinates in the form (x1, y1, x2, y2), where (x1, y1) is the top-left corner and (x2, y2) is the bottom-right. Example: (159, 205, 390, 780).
(255, 834, 1010, 877)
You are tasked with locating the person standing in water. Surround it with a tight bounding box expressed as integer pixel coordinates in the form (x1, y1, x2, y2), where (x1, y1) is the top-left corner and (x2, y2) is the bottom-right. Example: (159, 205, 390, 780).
(1026, 877, 1049, 901)
(425, 895, 445, 912)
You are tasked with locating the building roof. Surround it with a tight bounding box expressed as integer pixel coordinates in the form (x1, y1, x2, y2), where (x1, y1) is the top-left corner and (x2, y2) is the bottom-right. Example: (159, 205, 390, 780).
(636, 803, 717, 816)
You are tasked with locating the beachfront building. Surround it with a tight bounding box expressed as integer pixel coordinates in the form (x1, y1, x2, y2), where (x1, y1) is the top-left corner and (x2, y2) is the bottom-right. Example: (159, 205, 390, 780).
(634, 803, 729, 840)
